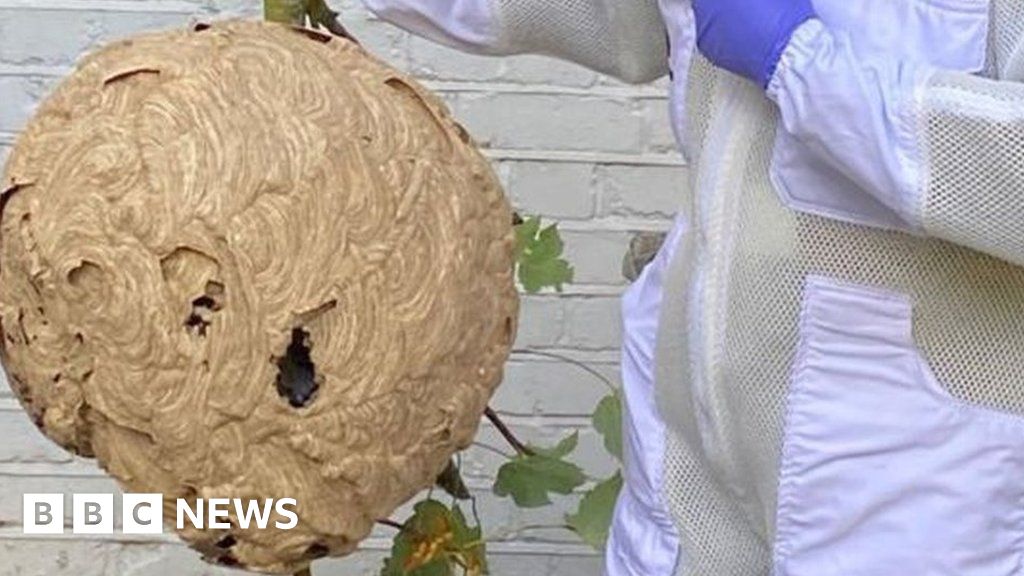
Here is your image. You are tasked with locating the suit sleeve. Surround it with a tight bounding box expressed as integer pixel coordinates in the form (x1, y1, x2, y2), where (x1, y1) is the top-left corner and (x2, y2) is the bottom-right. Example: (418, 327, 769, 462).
(360, 0, 669, 84)
(768, 19, 1024, 266)
(360, 0, 502, 54)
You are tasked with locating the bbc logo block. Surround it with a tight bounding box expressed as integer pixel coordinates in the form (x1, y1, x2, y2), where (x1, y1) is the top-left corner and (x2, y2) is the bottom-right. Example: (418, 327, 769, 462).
(22, 494, 64, 534)
(24, 494, 163, 535)
(123, 493, 164, 534)
(23, 494, 297, 534)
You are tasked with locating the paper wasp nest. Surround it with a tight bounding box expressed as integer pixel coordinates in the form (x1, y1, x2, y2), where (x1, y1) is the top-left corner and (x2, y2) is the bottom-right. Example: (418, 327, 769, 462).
(0, 20, 517, 573)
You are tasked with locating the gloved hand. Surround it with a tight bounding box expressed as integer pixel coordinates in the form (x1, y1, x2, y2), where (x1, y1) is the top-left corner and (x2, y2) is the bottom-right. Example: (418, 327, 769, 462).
(692, 0, 817, 88)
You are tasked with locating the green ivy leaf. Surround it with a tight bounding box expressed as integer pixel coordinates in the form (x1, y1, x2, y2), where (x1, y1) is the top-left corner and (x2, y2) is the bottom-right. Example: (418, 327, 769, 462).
(514, 216, 574, 293)
(592, 393, 623, 461)
(531, 431, 579, 459)
(493, 433, 586, 508)
(307, 0, 336, 24)
(566, 472, 624, 550)
(381, 534, 413, 576)
(307, 0, 354, 39)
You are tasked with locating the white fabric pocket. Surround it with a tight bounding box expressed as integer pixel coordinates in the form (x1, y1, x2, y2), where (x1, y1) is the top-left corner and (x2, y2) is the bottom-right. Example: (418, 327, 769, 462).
(774, 275, 1024, 576)
(770, 0, 991, 231)
(606, 214, 688, 576)
(814, 0, 991, 73)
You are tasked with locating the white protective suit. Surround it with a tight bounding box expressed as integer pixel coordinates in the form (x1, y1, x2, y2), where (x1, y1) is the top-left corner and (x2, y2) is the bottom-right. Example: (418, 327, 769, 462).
(361, 1, 1024, 574)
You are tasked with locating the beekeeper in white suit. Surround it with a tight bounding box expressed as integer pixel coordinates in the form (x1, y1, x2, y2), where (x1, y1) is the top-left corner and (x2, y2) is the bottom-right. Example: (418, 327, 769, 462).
(361, 0, 1024, 574)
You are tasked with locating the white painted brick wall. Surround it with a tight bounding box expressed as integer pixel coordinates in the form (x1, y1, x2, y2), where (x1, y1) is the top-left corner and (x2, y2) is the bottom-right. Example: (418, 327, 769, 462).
(0, 1, 686, 574)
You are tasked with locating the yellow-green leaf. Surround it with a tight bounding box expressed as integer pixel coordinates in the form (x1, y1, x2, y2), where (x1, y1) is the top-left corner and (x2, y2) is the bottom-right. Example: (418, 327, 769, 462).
(381, 500, 456, 576)
(381, 500, 486, 576)
(264, 0, 306, 25)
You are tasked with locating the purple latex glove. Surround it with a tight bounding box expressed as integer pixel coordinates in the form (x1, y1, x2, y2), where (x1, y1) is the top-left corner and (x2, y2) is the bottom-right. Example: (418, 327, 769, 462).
(693, 0, 817, 88)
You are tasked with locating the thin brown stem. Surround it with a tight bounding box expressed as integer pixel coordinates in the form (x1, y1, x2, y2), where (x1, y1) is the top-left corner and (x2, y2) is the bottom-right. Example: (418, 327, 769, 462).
(485, 407, 534, 456)
(473, 441, 513, 459)
(513, 348, 617, 394)
(377, 518, 404, 530)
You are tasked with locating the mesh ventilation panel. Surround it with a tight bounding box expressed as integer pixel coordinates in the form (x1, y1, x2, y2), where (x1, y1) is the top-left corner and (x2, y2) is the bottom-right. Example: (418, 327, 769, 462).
(921, 71, 1024, 265)
(495, 0, 667, 83)
(685, 54, 721, 166)
(661, 64, 1024, 575)
(991, 0, 1024, 79)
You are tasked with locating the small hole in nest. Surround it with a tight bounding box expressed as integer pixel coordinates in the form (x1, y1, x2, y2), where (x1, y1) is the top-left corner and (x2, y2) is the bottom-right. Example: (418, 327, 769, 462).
(193, 22, 211, 32)
(306, 542, 329, 559)
(275, 327, 320, 408)
(67, 261, 102, 288)
(185, 282, 224, 337)
(452, 121, 472, 145)
(295, 27, 332, 44)
(185, 299, 213, 336)
(503, 317, 513, 344)
(384, 77, 411, 93)
(216, 535, 236, 549)
(102, 68, 160, 86)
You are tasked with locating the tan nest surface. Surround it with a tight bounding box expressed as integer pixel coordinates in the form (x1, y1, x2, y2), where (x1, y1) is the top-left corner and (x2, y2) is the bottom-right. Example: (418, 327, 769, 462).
(0, 20, 517, 573)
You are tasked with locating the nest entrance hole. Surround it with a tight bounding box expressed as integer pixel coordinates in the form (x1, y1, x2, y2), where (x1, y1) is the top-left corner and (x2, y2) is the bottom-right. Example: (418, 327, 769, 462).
(275, 327, 320, 408)
(185, 281, 224, 337)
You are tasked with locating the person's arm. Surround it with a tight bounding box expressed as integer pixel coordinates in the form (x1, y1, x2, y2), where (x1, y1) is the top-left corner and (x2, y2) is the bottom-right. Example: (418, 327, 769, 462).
(361, 0, 669, 84)
(768, 19, 1024, 265)
(693, 0, 1024, 266)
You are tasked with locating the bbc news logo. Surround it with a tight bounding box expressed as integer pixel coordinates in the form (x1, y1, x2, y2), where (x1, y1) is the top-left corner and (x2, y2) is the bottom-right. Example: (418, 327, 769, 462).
(23, 494, 299, 534)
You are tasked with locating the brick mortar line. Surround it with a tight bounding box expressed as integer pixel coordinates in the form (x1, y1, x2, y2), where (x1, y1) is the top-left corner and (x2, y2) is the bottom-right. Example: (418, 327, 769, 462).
(0, 350, 621, 386)
(0, 468, 585, 494)
(0, 463, 603, 491)
(532, 285, 626, 297)
(0, 398, 597, 428)
(484, 148, 685, 167)
(0, 64, 667, 100)
(1, 134, 685, 168)
(420, 80, 667, 99)
(0, 528, 599, 556)
(509, 353, 618, 364)
(0, 0, 203, 13)
(556, 219, 674, 232)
